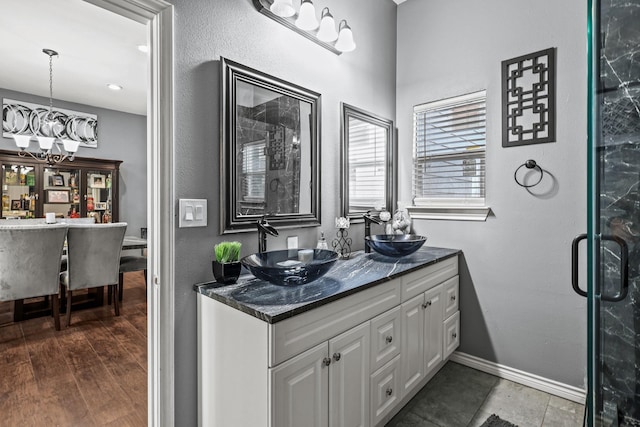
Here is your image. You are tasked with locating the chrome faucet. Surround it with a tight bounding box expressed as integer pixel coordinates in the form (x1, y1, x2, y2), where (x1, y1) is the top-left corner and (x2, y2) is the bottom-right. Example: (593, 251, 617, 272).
(363, 211, 383, 253)
(257, 216, 279, 253)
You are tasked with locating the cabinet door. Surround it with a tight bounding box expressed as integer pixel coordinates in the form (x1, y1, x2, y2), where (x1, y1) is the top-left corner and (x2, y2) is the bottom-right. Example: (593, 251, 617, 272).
(370, 355, 401, 426)
(329, 322, 370, 427)
(2, 162, 37, 219)
(443, 311, 460, 359)
(370, 306, 401, 373)
(84, 169, 114, 223)
(400, 293, 425, 397)
(423, 285, 443, 377)
(43, 167, 80, 219)
(272, 342, 329, 427)
(442, 276, 459, 320)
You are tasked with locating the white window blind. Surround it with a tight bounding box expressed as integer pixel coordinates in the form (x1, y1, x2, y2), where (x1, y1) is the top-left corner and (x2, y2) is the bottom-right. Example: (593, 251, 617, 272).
(348, 116, 387, 211)
(241, 141, 266, 201)
(413, 91, 486, 205)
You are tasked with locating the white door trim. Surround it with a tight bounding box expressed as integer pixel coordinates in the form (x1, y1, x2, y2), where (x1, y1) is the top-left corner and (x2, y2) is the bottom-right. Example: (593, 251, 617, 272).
(83, 0, 175, 425)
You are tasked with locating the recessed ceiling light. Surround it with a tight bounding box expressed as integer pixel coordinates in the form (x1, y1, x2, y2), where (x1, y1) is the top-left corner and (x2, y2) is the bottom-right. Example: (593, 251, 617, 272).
(107, 83, 123, 91)
(137, 45, 149, 53)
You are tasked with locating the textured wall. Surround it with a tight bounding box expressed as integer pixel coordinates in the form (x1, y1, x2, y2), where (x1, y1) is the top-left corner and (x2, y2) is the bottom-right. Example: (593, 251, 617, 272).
(172, 0, 397, 423)
(0, 88, 147, 235)
(396, 0, 588, 388)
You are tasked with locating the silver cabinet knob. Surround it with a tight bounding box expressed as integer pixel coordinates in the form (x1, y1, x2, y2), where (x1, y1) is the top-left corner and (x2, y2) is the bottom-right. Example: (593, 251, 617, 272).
(333, 352, 341, 362)
(322, 357, 331, 367)
(386, 387, 393, 396)
(385, 335, 393, 344)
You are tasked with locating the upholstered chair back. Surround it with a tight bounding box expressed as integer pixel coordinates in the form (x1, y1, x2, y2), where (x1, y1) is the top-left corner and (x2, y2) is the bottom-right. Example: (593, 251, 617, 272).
(64, 223, 127, 291)
(0, 224, 68, 301)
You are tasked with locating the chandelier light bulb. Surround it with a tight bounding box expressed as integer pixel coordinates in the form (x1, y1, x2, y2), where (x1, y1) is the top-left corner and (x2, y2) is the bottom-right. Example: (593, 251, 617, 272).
(270, 0, 295, 17)
(316, 8, 338, 42)
(295, 0, 319, 31)
(335, 20, 356, 52)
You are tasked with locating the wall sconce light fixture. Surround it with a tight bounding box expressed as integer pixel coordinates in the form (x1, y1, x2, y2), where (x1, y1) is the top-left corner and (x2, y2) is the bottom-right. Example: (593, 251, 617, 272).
(253, 0, 355, 55)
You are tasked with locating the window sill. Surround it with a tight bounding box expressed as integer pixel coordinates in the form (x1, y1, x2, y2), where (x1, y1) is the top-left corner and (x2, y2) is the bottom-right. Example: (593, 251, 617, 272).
(407, 205, 491, 222)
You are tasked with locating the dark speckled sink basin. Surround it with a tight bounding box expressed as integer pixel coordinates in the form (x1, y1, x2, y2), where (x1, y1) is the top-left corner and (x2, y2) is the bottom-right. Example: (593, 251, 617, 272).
(241, 249, 339, 286)
(365, 234, 427, 257)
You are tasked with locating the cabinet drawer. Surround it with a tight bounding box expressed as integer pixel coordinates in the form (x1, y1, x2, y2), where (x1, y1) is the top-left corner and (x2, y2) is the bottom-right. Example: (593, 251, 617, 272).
(270, 278, 401, 366)
(442, 276, 459, 320)
(370, 306, 401, 373)
(401, 256, 458, 302)
(443, 311, 460, 359)
(370, 355, 401, 427)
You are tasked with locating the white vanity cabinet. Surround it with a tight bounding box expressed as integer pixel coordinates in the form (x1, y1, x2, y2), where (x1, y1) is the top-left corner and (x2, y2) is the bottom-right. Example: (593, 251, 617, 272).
(271, 322, 370, 427)
(197, 251, 460, 427)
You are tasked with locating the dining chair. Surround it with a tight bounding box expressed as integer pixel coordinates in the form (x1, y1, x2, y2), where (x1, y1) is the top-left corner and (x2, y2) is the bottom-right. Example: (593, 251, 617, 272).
(113, 227, 147, 303)
(0, 224, 68, 330)
(60, 222, 127, 327)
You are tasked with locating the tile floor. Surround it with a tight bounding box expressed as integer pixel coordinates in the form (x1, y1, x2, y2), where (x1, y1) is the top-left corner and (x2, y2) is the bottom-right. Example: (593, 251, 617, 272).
(386, 361, 585, 427)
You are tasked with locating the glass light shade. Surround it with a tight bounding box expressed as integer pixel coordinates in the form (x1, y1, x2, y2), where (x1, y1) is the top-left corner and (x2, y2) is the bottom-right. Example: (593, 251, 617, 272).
(62, 139, 81, 153)
(13, 135, 32, 149)
(317, 8, 338, 42)
(270, 0, 295, 17)
(295, 0, 319, 31)
(335, 21, 356, 52)
(37, 136, 55, 151)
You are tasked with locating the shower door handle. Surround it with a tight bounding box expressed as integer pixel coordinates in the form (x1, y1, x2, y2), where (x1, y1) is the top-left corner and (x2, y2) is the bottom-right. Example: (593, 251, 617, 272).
(571, 234, 588, 297)
(572, 233, 630, 301)
(600, 234, 629, 302)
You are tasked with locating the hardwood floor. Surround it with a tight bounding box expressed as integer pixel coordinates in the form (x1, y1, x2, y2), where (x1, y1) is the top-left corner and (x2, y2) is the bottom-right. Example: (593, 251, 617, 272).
(0, 271, 147, 426)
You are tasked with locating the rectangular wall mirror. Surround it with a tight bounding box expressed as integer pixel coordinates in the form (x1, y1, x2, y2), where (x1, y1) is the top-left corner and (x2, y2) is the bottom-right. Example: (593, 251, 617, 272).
(341, 103, 396, 219)
(221, 57, 321, 232)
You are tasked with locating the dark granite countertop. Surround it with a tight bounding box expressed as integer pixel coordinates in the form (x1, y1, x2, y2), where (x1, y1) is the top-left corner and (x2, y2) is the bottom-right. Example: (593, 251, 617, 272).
(194, 246, 460, 324)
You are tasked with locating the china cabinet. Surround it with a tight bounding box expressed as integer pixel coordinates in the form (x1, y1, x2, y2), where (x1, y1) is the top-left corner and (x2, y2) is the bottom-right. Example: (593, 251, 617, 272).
(0, 149, 121, 222)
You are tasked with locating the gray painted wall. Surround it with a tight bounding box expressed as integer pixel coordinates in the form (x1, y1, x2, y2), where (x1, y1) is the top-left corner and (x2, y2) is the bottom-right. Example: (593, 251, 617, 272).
(1, 88, 147, 235)
(172, 0, 397, 423)
(396, 0, 588, 388)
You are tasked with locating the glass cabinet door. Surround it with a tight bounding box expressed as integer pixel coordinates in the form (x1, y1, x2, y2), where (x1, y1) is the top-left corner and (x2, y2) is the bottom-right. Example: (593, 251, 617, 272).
(85, 170, 113, 223)
(43, 167, 81, 220)
(2, 163, 37, 219)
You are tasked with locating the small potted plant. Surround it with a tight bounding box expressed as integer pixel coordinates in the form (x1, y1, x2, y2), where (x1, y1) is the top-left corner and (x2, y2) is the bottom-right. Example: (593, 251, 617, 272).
(212, 241, 242, 284)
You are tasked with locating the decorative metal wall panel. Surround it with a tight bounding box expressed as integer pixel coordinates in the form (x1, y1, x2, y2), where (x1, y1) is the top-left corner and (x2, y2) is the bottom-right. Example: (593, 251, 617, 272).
(2, 98, 98, 148)
(501, 48, 556, 147)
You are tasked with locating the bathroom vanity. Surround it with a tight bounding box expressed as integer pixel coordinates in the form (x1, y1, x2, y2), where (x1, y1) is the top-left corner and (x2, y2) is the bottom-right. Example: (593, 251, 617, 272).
(195, 246, 460, 427)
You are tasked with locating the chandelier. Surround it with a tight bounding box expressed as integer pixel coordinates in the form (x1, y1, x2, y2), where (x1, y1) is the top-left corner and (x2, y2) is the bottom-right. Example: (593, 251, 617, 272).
(11, 49, 80, 165)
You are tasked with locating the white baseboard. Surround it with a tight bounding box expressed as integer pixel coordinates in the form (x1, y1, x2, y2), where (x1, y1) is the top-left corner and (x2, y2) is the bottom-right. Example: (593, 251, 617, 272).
(450, 351, 587, 404)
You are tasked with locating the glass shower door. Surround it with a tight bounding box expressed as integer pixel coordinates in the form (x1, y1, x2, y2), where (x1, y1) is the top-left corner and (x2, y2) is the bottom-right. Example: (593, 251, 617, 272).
(586, 0, 640, 425)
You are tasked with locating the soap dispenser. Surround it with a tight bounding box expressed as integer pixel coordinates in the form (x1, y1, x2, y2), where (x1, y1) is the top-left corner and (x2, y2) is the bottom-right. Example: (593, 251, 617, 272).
(316, 232, 329, 250)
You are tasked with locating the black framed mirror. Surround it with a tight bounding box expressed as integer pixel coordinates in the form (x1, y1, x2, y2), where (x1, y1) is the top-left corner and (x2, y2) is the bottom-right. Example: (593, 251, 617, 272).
(340, 103, 396, 220)
(221, 57, 321, 233)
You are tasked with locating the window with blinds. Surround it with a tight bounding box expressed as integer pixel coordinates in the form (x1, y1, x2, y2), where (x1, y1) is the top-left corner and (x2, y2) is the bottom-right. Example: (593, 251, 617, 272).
(341, 103, 395, 217)
(348, 116, 387, 211)
(413, 90, 486, 205)
(241, 140, 266, 201)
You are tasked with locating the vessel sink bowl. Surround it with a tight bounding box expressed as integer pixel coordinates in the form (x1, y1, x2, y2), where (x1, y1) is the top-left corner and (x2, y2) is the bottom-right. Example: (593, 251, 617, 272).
(365, 234, 427, 257)
(241, 249, 339, 286)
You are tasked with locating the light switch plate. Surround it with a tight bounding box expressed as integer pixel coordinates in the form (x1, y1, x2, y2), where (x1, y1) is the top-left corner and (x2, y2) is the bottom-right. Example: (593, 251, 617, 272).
(287, 236, 298, 249)
(179, 199, 207, 228)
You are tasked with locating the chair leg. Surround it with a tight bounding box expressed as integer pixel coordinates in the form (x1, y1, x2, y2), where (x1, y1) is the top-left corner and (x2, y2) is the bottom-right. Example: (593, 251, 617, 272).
(107, 285, 113, 305)
(118, 272, 124, 302)
(113, 285, 120, 316)
(52, 293, 60, 331)
(66, 290, 72, 327)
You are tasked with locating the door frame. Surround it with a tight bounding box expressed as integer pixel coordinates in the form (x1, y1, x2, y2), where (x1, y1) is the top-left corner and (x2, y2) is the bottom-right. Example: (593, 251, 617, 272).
(84, 0, 175, 425)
